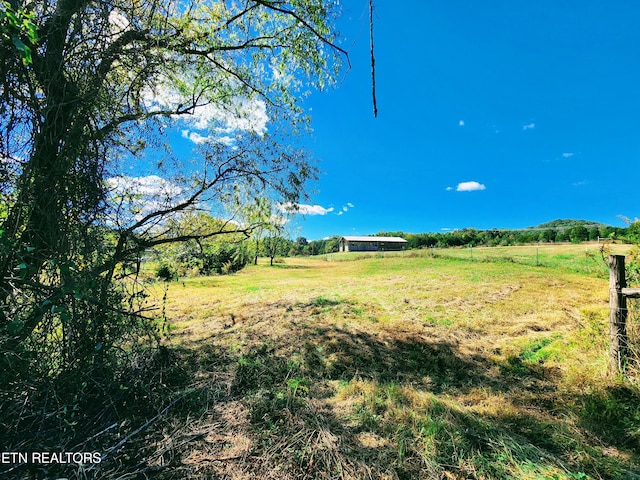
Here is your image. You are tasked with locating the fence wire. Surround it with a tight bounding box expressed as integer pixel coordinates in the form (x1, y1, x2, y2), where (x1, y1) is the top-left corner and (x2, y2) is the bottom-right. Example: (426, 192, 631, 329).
(625, 299, 640, 378)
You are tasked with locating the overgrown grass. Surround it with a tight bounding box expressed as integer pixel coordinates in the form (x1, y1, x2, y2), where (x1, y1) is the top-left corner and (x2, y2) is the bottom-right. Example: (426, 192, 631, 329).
(7, 245, 640, 479)
(325, 242, 631, 277)
(154, 247, 640, 478)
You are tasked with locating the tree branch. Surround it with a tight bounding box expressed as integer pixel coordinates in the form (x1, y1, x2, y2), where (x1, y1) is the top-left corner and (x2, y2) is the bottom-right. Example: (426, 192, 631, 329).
(253, 0, 350, 66)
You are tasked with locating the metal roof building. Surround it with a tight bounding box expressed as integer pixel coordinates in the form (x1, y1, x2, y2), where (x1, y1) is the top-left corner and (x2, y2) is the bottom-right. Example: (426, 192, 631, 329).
(339, 236, 408, 252)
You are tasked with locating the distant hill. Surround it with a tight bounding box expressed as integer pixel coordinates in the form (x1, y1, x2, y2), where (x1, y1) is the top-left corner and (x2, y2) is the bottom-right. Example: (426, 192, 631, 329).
(530, 219, 610, 230)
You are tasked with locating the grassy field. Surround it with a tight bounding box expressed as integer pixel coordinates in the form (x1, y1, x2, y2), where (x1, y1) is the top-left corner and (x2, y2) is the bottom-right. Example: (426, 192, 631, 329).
(135, 243, 640, 479)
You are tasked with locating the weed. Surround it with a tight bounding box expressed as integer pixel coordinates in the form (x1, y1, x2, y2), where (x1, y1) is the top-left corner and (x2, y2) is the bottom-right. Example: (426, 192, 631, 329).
(286, 377, 309, 399)
(424, 315, 454, 326)
(309, 295, 343, 307)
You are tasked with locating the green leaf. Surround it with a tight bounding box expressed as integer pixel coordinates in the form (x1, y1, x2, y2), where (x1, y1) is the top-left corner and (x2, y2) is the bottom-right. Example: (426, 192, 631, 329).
(51, 304, 67, 314)
(11, 36, 32, 65)
(6, 319, 24, 335)
(5, 10, 18, 25)
(23, 19, 38, 42)
(11, 35, 26, 51)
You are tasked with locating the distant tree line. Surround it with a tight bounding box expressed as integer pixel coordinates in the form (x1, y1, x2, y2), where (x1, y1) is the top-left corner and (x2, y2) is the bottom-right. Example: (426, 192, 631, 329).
(304, 221, 637, 255)
(151, 215, 343, 277)
(154, 219, 640, 277)
(378, 224, 626, 249)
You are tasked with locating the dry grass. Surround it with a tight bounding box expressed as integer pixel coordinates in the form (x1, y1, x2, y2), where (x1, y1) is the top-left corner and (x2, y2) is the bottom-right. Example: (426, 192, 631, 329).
(25, 245, 640, 479)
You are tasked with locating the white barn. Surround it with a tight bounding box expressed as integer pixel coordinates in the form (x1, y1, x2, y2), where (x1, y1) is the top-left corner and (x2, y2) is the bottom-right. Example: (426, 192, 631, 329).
(339, 236, 408, 253)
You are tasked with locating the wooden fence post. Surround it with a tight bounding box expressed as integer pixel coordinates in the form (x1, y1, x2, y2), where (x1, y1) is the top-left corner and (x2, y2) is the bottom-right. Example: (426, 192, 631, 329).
(609, 255, 628, 373)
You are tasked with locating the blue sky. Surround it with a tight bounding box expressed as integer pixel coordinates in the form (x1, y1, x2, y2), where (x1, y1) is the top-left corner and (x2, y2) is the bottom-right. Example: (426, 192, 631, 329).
(287, 1, 640, 240)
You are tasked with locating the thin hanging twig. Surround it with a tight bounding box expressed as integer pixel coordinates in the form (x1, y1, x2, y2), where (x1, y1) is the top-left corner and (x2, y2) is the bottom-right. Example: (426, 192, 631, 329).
(369, 0, 377, 117)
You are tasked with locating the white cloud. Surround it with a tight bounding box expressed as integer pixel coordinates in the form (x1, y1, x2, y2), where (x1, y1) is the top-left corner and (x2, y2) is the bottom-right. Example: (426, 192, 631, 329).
(181, 130, 236, 147)
(108, 175, 182, 197)
(445, 186, 453, 191)
(459, 120, 465, 127)
(218, 135, 236, 146)
(108, 10, 130, 34)
(270, 214, 289, 226)
(456, 181, 486, 192)
(181, 130, 211, 145)
(562, 152, 574, 158)
(270, 63, 301, 90)
(522, 123, 535, 130)
(278, 203, 334, 216)
(107, 175, 185, 222)
(337, 202, 354, 214)
(143, 82, 269, 141)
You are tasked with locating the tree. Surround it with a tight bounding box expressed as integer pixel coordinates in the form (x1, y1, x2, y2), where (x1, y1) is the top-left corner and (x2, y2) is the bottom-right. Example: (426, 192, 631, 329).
(624, 220, 640, 243)
(569, 225, 589, 243)
(538, 229, 555, 243)
(239, 196, 274, 265)
(0, 0, 345, 437)
(154, 212, 249, 276)
(258, 203, 289, 266)
(324, 236, 340, 253)
(262, 234, 288, 265)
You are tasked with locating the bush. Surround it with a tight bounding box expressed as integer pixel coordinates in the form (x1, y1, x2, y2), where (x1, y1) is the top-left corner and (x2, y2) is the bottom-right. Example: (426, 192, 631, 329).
(156, 264, 176, 281)
(153, 239, 249, 277)
(201, 243, 248, 275)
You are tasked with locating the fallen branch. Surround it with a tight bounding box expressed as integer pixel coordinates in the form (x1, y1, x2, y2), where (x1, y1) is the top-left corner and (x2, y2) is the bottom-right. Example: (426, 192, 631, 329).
(99, 394, 187, 462)
(71, 422, 119, 451)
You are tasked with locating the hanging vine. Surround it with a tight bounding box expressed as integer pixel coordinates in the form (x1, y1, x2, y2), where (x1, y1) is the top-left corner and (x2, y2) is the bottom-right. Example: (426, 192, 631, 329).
(369, 0, 377, 117)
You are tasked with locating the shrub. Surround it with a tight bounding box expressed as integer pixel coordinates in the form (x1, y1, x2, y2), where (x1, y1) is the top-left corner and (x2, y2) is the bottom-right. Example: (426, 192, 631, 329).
(201, 243, 248, 275)
(156, 264, 176, 281)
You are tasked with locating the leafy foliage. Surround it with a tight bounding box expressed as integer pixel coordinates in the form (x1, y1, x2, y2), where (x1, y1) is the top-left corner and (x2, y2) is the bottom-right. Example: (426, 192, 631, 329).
(535, 219, 609, 230)
(375, 222, 627, 250)
(0, 1, 38, 64)
(152, 212, 249, 276)
(0, 0, 344, 470)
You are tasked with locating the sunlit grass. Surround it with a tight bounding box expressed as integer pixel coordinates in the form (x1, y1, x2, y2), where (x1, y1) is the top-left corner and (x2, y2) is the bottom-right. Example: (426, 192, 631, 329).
(150, 244, 639, 479)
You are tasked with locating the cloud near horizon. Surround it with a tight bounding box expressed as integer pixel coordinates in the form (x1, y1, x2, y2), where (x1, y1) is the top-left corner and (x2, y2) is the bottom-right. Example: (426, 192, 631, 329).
(278, 203, 334, 216)
(336, 202, 355, 216)
(447, 181, 486, 192)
